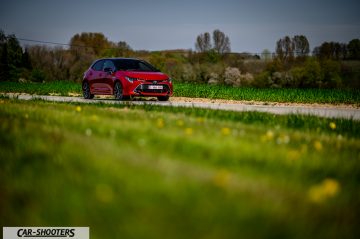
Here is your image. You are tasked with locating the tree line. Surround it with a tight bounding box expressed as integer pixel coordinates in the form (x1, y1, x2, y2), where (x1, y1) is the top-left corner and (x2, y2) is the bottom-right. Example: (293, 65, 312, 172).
(274, 35, 360, 61)
(0, 30, 133, 82)
(0, 28, 359, 89)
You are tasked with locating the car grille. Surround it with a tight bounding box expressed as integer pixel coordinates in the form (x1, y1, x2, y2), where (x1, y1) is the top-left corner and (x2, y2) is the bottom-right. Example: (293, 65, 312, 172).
(134, 84, 170, 94)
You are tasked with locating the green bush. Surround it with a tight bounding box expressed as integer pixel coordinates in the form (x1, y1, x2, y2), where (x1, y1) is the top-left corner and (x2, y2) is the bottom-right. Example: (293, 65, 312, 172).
(321, 60, 342, 88)
(205, 49, 221, 63)
(340, 61, 360, 88)
(266, 58, 284, 73)
(253, 71, 271, 87)
(30, 68, 46, 83)
(287, 58, 323, 88)
(301, 58, 323, 87)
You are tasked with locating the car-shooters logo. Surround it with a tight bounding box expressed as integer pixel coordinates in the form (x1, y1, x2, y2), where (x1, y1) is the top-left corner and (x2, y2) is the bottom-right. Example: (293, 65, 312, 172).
(3, 227, 89, 239)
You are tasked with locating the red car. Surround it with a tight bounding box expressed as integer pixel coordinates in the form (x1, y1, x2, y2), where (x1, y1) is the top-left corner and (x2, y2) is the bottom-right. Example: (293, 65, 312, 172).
(82, 58, 173, 101)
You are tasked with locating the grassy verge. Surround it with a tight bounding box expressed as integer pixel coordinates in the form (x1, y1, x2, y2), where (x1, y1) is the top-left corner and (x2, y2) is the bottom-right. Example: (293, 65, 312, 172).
(0, 81, 81, 96)
(1, 81, 359, 104)
(1, 99, 359, 239)
(175, 82, 360, 104)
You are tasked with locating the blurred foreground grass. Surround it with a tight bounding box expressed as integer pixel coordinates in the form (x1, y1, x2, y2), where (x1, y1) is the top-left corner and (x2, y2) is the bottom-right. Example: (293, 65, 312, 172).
(0, 99, 360, 239)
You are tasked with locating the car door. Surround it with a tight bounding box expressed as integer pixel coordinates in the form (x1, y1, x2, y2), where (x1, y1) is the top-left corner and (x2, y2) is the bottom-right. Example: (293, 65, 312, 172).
(100, 60, 116, 94)
(89, 60, 104, 93)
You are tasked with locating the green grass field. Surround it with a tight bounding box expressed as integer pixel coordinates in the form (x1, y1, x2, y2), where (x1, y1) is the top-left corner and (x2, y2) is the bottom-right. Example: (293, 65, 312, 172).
(1, 98, 359, 239)
(1, 81, 359, 104)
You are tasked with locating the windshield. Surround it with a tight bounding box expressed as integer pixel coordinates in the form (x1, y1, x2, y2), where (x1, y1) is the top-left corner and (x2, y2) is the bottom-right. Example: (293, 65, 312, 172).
(113, 59, 159, 72)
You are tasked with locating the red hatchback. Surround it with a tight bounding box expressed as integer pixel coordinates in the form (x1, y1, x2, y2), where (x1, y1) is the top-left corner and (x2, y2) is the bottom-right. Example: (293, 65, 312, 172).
(82, 58, 173, 101)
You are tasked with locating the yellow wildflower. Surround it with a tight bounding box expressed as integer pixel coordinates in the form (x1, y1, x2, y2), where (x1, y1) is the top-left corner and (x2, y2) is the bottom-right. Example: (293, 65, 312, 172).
(314, 141, 323, 151)
(322, 179, 340, 196)
(157, 118, 164, 128)
(266, 130, 274, 139)
(76, 106, 82, 112)
(196, 117, 205, 123)
(308, 178, 340, 203)
(91, 115, 99, 122)
(287, 150, 301, 161)
(213, 169, 231, 188)
(276, 135, 290, 144)
(329, 122, 336, 130)
(221, 127, 231, 136)
(176, 119, 184, 127)
(185, 127, 193, 136)
(261, 130, 274, 142)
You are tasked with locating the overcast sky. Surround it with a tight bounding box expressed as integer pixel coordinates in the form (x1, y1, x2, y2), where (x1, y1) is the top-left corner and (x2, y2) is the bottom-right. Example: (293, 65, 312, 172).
(1, 0, 359, 53)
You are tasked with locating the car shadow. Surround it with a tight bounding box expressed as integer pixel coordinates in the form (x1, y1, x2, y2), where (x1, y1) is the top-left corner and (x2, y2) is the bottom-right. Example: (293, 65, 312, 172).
(91, 96, 158, 102)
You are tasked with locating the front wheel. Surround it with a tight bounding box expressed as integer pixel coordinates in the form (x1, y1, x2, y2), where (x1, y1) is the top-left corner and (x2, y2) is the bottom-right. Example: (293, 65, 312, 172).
(114, 81, 124, 100)
(157, 96, 169, 101)
(83, 82, 94, 99)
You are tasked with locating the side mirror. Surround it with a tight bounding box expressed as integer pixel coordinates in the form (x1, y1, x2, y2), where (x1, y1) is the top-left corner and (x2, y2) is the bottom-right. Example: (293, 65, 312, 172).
(104, 67, 113, 74)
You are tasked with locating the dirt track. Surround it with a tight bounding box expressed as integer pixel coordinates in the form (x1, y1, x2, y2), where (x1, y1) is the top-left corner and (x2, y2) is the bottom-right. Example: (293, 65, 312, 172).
(2, 93, 360, 120)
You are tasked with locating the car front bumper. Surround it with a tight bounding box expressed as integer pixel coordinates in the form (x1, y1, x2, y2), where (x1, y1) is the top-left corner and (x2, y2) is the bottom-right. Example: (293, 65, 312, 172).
(126, 82, 173, 97)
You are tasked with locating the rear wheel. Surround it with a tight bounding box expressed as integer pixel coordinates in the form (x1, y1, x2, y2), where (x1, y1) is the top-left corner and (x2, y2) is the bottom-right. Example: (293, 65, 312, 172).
(83, 82, 94, 99)
(114, 81, 124, 100)
(157, 96, 169, 101)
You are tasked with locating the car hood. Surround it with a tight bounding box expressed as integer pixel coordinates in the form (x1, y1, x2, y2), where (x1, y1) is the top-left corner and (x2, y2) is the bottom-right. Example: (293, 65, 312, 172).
(123, 71, 169, 81)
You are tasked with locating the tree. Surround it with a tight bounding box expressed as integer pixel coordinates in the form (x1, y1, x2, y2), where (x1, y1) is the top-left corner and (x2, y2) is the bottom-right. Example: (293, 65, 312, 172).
(21, 48, 32, 70)
(261, 49, 272, 61)
(101, 41, 133, 57)
(116, 41, 133, 56)
(276, 36, 294, 61)
(276, 35, 311, 61)
(0, 34, 24, 81)
(293, 35, 310, 57)
(212, 29, 230, 54)
(313, 41, 347, 60)
(276, 39, 285, 61)
(68, 32, 110, 81)
(348, 39, 360, 60)
(6, 34, 23, 68)
(195, 32, 212, 52)
(69, 32, 111, 57)
(0, 43, 9, 81)
(0, 30, 8, 81)
(195, 29, 231, 55)
(317, 42, 331, 59)
(117, 41, 132, 51)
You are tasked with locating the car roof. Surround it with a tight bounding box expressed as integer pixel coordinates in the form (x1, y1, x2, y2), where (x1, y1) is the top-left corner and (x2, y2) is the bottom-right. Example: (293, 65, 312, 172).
(92, 57, 144, 64)
(91, 57, 144, 67)
(96, 57, 141, 61)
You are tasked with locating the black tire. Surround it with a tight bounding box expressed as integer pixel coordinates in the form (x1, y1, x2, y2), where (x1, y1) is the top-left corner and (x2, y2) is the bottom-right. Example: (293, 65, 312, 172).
(157, 96, 170, 101)
(83, 82, 94, 99)
(114, 81, 124, 100)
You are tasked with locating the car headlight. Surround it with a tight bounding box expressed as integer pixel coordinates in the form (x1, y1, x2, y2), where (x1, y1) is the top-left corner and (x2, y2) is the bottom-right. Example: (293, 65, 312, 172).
(125, 76, 137, 83)
(167, 77, 172, 83)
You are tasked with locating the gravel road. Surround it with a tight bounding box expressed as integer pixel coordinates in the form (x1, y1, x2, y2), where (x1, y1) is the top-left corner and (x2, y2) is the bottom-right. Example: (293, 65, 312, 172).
(3, 93, 360, 120)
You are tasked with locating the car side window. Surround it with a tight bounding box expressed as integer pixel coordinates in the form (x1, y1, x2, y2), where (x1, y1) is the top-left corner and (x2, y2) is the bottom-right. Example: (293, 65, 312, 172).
(92, 60, 104, 71)
(103, 60, 115, 71)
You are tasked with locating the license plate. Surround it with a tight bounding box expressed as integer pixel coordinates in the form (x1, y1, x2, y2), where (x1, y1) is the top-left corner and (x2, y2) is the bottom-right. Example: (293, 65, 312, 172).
(148, 85, 163, 90)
